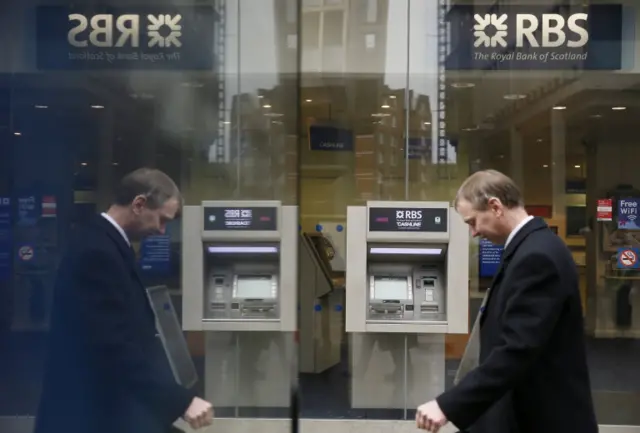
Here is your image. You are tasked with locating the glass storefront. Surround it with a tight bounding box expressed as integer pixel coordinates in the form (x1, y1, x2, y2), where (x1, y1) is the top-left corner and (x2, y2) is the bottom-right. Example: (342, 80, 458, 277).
(0, 0, 638, 431)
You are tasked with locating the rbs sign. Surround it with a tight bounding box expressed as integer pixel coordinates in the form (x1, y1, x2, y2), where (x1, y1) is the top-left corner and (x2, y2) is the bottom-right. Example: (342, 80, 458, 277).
(35, 6, 214, 70)
(515, 13, 588, 47)
(67, 13, 182, 48)
(474, 13, 588, 49)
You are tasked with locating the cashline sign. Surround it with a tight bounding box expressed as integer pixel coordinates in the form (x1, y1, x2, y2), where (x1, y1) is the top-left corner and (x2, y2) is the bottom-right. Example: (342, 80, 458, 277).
(203, 206, 278, 231)
(368, 207, 448, 232)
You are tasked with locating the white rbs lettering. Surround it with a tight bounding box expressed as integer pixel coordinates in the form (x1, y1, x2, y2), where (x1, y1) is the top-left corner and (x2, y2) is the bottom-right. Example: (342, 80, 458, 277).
(516, 13, 588, 48)
(68, 14, 140, 48)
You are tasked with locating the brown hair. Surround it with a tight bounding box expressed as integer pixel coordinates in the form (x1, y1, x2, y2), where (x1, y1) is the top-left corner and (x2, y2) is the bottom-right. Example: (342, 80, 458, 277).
(454, 169, 523, 211)
(113, 168, 182, 210)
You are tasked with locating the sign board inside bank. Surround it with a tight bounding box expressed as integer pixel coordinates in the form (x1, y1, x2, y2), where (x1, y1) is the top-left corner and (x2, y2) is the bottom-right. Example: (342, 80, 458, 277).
(36, 6, 216, 70)
(445, 4, 623, 70)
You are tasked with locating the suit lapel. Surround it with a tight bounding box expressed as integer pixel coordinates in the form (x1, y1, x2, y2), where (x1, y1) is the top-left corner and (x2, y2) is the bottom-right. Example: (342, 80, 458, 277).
(479, 217, 549, 326)
(93, 216, 154, 317)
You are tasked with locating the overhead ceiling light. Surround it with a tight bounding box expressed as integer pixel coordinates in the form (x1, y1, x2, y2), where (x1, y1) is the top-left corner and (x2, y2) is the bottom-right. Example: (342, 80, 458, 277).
(590, 114, 602, 118)
(371, 113, 390, 118)
(543, 164, 549, 168)
(81, 162, 88, 166)
(553, 106, 566, 110)
(503, 94, 527, 100)
(112, 162, 119, 166)
(34, 105, 48, 109)
(612, 106, 626, 110)
(574, 165, 581, 168)
(451, 82, 475, 88)
(91, 105, 104, 109)
(369, 247, 443, 255)
(389, 95, 397, 99)
(423, 121, 431, 125)
(381, 104, 390, 109)
(537, 138, 543, 142)
(262, 104, 272, 108)
(13, 132, 21, 136)
(223, 121, 231, 124)
(305, 99, 312, 102)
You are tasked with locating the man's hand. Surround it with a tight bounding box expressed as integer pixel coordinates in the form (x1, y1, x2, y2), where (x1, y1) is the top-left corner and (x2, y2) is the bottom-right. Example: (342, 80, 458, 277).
(416, 400, 448, 432)
(183, 397, 214, 430)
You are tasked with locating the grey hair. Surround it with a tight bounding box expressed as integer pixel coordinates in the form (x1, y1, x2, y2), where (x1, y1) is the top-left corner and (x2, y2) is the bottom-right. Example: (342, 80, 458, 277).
(454, 169, 524, 211)
(113, 168, 182, 210)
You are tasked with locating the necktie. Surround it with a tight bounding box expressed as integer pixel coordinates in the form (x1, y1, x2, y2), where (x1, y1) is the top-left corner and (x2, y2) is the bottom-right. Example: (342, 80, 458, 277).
(454, 288, 490, 385)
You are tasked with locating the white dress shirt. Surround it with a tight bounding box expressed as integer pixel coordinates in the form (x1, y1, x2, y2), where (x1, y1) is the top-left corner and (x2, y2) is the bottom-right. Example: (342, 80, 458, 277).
(101, 212, 130, 246)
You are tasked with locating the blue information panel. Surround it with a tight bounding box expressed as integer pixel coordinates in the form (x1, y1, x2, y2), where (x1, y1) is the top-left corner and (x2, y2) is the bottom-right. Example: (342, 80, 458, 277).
(309, 125, 354, 151)
(479, 238, 503, 278)
(618, 198, 640, 230)
(0, 197, 12, 281)
(16, 195, 40, 227)
(407, 138, 432, 159)
(36, 6, 216, 70)
(139, 234, 171, 275)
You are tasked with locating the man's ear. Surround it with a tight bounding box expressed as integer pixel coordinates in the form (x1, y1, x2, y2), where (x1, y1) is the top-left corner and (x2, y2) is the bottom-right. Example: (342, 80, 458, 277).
(131, 195, 147, 215)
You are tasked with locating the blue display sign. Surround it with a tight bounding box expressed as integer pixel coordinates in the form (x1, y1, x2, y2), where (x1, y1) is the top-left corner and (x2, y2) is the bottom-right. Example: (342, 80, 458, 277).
(0, 197, 12, 281)
(139, 234, 171, 274)
(479, 238, 503, 278)
(618, 198, 640, 230)
(445, 4, 623, 70)
(407, 138, 431, 159)
(309, 125, 354, 151)
(36, 6, 216, 70)
(16, 195, 40, 227)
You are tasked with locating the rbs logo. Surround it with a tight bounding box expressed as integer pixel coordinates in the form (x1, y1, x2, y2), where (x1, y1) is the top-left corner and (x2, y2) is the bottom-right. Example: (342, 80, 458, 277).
(473, 13, 589, 48)
(67, 13, 183, 48)
(396, 210, 422, 220)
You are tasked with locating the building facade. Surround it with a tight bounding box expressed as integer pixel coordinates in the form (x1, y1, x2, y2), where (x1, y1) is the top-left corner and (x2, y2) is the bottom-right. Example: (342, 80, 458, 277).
(0, 0, 638, 432)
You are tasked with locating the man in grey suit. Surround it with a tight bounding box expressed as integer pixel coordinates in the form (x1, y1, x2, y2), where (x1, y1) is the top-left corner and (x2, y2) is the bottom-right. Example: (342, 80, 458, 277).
(416, 170, 597, 433)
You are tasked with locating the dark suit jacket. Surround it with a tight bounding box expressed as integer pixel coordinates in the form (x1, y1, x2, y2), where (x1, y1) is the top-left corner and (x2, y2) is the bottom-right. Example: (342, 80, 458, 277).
(437, 217, 597, 433)
(35, 216, 195, 433)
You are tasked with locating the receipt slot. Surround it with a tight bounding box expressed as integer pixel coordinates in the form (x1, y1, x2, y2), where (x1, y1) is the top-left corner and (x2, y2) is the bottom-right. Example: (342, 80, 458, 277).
(346, 201, 469, 410)
(182, 200, 297, 409)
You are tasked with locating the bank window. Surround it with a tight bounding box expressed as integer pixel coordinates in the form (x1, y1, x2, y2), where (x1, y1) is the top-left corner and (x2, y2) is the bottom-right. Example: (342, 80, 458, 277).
(365, 0, 378, 23)
(323, 10, 344, 47)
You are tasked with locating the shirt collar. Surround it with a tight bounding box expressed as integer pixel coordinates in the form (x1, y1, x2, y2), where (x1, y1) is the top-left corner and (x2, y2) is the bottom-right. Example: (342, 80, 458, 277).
(505, 215, 534, 248)
(101, 212, 130, 246)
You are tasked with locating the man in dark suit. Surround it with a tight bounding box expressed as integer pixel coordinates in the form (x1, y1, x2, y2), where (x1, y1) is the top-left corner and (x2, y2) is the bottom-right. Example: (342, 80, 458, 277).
(416, 170, 597, 433)
(35, 168, 213, 433)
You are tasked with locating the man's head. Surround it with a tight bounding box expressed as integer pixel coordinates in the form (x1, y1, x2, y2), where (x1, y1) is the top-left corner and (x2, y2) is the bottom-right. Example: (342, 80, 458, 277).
(109, 168, 182, 240)
(454, 170, 527, 245)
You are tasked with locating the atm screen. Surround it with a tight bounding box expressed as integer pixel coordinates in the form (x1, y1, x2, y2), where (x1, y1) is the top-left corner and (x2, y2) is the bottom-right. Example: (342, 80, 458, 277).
(236, 275, 274, 298)
(373, 277, 409, 300)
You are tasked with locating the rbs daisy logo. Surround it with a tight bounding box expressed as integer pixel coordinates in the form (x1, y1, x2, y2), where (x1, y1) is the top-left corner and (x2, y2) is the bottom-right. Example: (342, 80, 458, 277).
(474, 14, 508, 48)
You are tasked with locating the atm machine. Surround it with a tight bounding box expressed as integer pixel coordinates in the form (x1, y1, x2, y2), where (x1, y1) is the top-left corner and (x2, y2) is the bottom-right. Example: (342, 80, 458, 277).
(346, 201, 469, 410)
(182, 200, 297, 409)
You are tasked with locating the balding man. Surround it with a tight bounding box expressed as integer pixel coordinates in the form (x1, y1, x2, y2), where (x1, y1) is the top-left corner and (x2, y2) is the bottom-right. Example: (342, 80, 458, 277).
(36, 168, 213, 433)
(416, 170, 597, 433)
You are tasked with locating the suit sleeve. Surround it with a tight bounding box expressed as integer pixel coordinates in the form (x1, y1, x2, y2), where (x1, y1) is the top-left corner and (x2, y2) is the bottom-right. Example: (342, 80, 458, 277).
(72, 248, 195, 422)
(436, 252, 567, 430)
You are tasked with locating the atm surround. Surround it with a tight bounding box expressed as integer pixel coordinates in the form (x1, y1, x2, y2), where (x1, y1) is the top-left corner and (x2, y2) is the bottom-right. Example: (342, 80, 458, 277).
(345, 201, 470, 410)
(346, 201, 469, 334)
(181, 200, 297, 332)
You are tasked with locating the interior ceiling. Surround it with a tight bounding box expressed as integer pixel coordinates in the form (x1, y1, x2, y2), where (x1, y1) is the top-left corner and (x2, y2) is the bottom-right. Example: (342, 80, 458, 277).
(451, 71, 640, 170)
